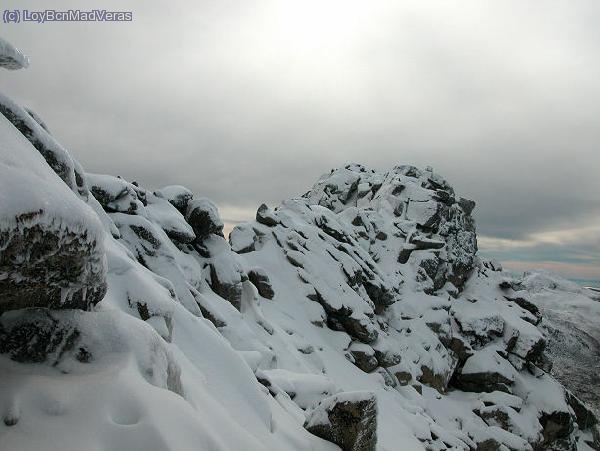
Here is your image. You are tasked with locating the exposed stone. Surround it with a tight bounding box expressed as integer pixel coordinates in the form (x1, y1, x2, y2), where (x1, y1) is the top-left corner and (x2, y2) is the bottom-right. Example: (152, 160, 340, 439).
(565, 390, 597, 430)
(0, 211, 107, 314)
(186, 198, 224, 240)
(155, 185, 194, 212)
(248, 267, 275, 299)
(305, 391, 377, 451)
(348, 343, 379, 373)
(0, 309, 85, 364)
(537, 410, 575, 451)
(256, 203, 279, 226)
(209, 263, 243, 310)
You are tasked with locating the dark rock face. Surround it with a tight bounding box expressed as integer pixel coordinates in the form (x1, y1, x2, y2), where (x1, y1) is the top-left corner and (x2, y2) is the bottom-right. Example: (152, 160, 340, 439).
(455, 371, 513, 394)
(247, 267, 275, 299)
(155, 185, 194, 212)
(565, 390, 597, 430)
(0, 211, 107, 314)
(87, 174, 144, 214)
(0, 93, 81, 193)
(305, 392, 377, 451)
(209, 263, 243, 310)
(186, 198, 224, 241)
(348, 343, 379, 373)
(0, 309, 85, 364)
(418, 356, 457, 393)
(256, 203, 278, 226)
(537, 410, 575, 451)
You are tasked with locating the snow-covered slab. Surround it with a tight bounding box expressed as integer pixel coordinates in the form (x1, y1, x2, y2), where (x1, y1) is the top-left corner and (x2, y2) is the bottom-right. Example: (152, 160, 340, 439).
(0, 37, 29, 70)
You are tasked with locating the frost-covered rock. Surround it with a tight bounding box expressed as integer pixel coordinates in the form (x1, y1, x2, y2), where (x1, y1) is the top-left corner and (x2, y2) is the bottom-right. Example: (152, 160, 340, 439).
(0, 37, 29, 70)
(248, 267, 275, 299)
(155, 184, 194, 212)
(185, 197, 224, 241)
(305, 391, 377, 451)
(0, 114, 106, 313)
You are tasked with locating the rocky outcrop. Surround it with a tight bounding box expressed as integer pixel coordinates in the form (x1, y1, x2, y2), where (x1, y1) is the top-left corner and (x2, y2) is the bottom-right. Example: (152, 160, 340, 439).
(304, 391, 377, 451)
(247, 267, 275, 299)
(0, 110, 107, 315)
(186, 198, 224, 241)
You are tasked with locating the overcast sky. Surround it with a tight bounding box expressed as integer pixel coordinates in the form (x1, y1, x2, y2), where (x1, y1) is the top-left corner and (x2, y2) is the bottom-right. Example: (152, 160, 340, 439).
(2, 0, 599, 279)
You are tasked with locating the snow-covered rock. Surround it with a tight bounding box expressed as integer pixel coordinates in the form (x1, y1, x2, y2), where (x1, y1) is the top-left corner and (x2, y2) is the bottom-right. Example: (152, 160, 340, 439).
(0, 113, 106, 314)
(0, 37, 29, 70)
(305, 391, 377, 451)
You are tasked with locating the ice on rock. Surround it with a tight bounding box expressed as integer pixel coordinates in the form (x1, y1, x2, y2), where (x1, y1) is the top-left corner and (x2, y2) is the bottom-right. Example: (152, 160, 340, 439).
(0, 37, 29, 70)
(155, 184, 194, 212)
(0, 114, 107, 313)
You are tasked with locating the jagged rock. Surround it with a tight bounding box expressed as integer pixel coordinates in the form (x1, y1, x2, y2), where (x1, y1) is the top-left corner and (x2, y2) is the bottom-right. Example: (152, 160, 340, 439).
(0, 214, 107, 313)
(475, 438, 502, 451)
(305, 391, 377, 451)
(410, 235, 445, 250)
(592, 425, 600, 450)
(337, 315, 379, 344)
(348, 342, 379, 372)
(145, 195, 195, 243)
(256, 203, 278, 226)
(0, 114, 107, 314)
(418, 351, 458, 394)
(209, 264, 243, 310)
(247, 267, 275, 299)
(454, 349, 517, 393)
(186, 198, 224, 240)
(394, 370, 413, 386)
(504, 295, 541, 325)
(0, 93, 82, 193)
(87, 173, 144, 214)
(155, 185, 194, 212)
(537, 410, 575, 450)
(0, 309, 85, 363)
(565, 390, 597, 430)
(0, 37, 29, 70)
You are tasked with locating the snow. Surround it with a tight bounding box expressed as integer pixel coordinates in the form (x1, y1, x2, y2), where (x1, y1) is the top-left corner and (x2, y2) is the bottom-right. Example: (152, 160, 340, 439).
(461, 347, 517, 382)
(0, 37, 29, 70)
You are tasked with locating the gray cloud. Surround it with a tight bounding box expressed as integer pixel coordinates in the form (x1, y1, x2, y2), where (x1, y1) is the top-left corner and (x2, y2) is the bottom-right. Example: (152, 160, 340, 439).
(2, 0, 599, 277)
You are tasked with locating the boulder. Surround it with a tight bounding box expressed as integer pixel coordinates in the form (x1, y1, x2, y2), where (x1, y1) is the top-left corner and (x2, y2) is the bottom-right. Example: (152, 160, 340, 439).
(87, 173, 144, 214)
(454, 349, 517, 393)
(537, 410, 575, 450)
(186, 198, 224, 240)
(256, 203, 278, 226)
(247, 267, 275, 299)
(0, 114, 107, 314)
(155, 185, 194, 212)
(348, 342, 379, 373)
(305, 391, 377, 451)
(0, 309, 85, 364)
(0, 213, 107, 313)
